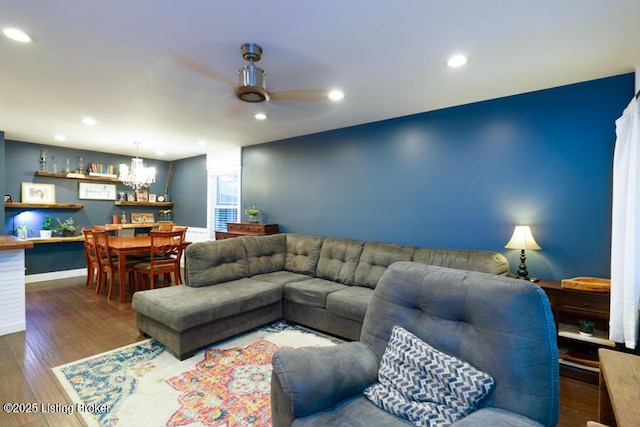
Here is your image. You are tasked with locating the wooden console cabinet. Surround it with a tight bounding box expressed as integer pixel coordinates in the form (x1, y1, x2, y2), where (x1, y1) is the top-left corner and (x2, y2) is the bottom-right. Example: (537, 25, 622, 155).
(215, 222, 279, 240)
(538, 280, 616, 384)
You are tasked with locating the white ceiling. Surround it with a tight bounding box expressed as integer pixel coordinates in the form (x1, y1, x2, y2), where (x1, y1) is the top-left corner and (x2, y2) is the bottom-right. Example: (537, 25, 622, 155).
(1, 1, 639, 161)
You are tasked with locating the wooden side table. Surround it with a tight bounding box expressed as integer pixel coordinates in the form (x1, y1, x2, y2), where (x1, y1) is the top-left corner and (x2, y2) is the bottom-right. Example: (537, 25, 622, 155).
(215, 222, 279, 240)
(598, 348, 640, 426)
(537, 280, 614, 384)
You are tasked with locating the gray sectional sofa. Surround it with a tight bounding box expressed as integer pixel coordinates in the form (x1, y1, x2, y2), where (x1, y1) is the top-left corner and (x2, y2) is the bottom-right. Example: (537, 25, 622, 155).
(271, 262, 559, 426)
(132, 233, 509, 360)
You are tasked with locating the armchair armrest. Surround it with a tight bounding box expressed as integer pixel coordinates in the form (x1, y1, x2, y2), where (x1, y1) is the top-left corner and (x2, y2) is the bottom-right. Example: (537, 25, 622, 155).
(271, 341, 379, 418)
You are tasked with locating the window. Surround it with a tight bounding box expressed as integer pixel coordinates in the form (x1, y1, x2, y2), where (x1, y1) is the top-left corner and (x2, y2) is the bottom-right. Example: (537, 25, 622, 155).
(207, 148, 242, 239)
(209, 171, 240, 238)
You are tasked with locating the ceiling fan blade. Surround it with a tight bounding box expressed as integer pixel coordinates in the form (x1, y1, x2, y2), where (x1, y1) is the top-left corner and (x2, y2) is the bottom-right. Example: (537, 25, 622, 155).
(223, 100, 248, 118)
(268, 89, 328, 102)
(166, 50, 236, 88)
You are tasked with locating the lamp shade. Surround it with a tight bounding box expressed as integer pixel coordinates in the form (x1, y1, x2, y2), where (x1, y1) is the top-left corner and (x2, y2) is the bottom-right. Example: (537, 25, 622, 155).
(505, 225, 541, 250)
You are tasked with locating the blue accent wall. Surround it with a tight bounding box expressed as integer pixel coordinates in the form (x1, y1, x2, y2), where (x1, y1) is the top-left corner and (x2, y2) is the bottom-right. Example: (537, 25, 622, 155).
(242, 74, 634, 280)
(172, 155, 207, 228)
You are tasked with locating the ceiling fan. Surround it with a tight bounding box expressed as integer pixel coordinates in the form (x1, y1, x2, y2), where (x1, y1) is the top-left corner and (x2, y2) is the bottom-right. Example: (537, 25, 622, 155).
(168, 42, 329, 106)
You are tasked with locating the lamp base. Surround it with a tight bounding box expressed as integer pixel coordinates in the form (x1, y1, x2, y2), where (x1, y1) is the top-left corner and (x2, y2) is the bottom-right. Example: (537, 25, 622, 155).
(515, 249, 531, 281)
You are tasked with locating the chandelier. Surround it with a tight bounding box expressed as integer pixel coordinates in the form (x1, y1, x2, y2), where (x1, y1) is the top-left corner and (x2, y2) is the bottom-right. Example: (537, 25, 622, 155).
(118, 141, 156, 189)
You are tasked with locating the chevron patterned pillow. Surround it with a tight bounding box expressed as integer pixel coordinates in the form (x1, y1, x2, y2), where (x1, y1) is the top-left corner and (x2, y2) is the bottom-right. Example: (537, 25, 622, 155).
(364, 326, 495, 427)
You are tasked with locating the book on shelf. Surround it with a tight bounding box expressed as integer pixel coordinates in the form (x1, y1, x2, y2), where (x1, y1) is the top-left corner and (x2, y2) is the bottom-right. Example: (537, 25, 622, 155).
(558, 358, 600, 373)
(559, 349, 600, 368)
(88, 162, 116, 176)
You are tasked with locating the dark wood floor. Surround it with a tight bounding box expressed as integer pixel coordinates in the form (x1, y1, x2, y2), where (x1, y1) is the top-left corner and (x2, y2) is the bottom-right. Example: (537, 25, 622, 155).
(0, 276, 598, 427)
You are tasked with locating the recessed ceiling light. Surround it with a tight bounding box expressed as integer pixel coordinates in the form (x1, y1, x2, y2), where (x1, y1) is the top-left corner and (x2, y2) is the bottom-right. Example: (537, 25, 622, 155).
(2, 28, 32, 43)
(54, 135, 67, 141)
(328, 90, 344, 101)
(157, 151, 165, 156)
(197, 140, 207, 146)
(447, 54, 467, 68)
(254, 113, 267, 120)
(81, 117, 97, 125)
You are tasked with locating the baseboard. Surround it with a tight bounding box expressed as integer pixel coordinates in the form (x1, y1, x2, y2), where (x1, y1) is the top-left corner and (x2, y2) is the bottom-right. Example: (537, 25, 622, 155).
(26, 268, 87, 284)
(0, 321, 26, 336)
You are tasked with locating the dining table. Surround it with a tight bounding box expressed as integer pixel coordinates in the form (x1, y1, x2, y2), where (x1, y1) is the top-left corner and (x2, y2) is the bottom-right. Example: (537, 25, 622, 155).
(108, 235, 190, 303)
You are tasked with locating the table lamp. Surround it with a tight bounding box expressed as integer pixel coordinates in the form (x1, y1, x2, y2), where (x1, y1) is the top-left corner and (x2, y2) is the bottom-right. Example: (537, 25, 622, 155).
(505, 225, 541, 281)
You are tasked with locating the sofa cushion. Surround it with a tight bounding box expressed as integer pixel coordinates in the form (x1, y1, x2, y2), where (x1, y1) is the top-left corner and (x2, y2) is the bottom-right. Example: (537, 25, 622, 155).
(184, 238, 248, 287)
(354, 242, 416, 289)
(251, 270, 312, 285)
(285, 234, 323, 275)
(412, 248, 508, 276)
(132, 279, 282, 331)
(283, 278, 348, 309)
(241, 234, 286, 276)
(326, 286, 374, 323)
(316, 237, 364, 285)
(451, 408, 543, 427)
(364, 325, 495, 426)
(361, 263, 559, 426)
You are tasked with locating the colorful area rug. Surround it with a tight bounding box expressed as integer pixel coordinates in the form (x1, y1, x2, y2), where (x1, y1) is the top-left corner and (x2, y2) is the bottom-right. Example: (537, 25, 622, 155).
(52, 321, 341, 427)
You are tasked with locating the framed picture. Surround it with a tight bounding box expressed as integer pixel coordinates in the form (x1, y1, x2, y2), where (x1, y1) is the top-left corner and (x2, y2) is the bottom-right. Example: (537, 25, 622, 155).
(149, 193, 156, 203)
(127, 192, 136, 201)
(4, 195, 11, 202)
(135, 189, 148, 202)
(21, 182, 56, 204)
(78, 182, 117, 200)
(131, 212, 154, 224)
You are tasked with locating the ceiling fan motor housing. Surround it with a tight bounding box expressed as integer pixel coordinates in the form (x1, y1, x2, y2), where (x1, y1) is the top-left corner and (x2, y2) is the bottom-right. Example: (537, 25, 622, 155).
(237, 42, 269, 102)
(237, 64, 269, 102)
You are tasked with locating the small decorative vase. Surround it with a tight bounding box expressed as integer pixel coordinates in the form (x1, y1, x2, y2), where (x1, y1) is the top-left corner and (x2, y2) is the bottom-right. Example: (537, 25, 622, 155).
(63, 230, 75, 237)
(248, 215, 259, 223)
(77, 156, 84, 174)
(40, 230, 52, 238)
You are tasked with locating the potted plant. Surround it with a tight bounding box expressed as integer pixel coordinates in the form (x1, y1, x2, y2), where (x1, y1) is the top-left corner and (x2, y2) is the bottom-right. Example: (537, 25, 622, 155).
(55, 217, 78, 237)
(244, 204, 262, 223)
(40, 215, 53, 238)
(15, 223, 31, 239)
(578, 319, 595, 336)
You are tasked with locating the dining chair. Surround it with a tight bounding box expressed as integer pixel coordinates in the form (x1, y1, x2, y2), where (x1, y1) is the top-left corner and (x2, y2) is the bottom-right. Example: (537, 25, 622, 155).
(82, 228, 101, 292)
(150, 225, 188, 284)
(93, 230, 136, 300)
(172, 226, 188, 284)
(134, 230, 185, 290)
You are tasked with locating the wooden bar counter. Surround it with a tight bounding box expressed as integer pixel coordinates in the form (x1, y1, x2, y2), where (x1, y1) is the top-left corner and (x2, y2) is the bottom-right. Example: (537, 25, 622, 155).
(0, 236, 34, 336)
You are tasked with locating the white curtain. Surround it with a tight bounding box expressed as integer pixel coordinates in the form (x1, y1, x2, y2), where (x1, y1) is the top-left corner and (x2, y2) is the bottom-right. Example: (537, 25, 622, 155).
(610, 93, 640, 349)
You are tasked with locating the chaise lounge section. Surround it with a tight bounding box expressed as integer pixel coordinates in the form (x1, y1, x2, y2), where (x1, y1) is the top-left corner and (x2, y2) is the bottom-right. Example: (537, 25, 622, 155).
(132, 233, 509, 359)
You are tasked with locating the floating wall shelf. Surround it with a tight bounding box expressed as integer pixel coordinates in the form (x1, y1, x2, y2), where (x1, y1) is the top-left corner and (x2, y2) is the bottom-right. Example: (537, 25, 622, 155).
(35, 170, 120, 182)
(5, 202, 84, 209)
(114, 201, 174, 207)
